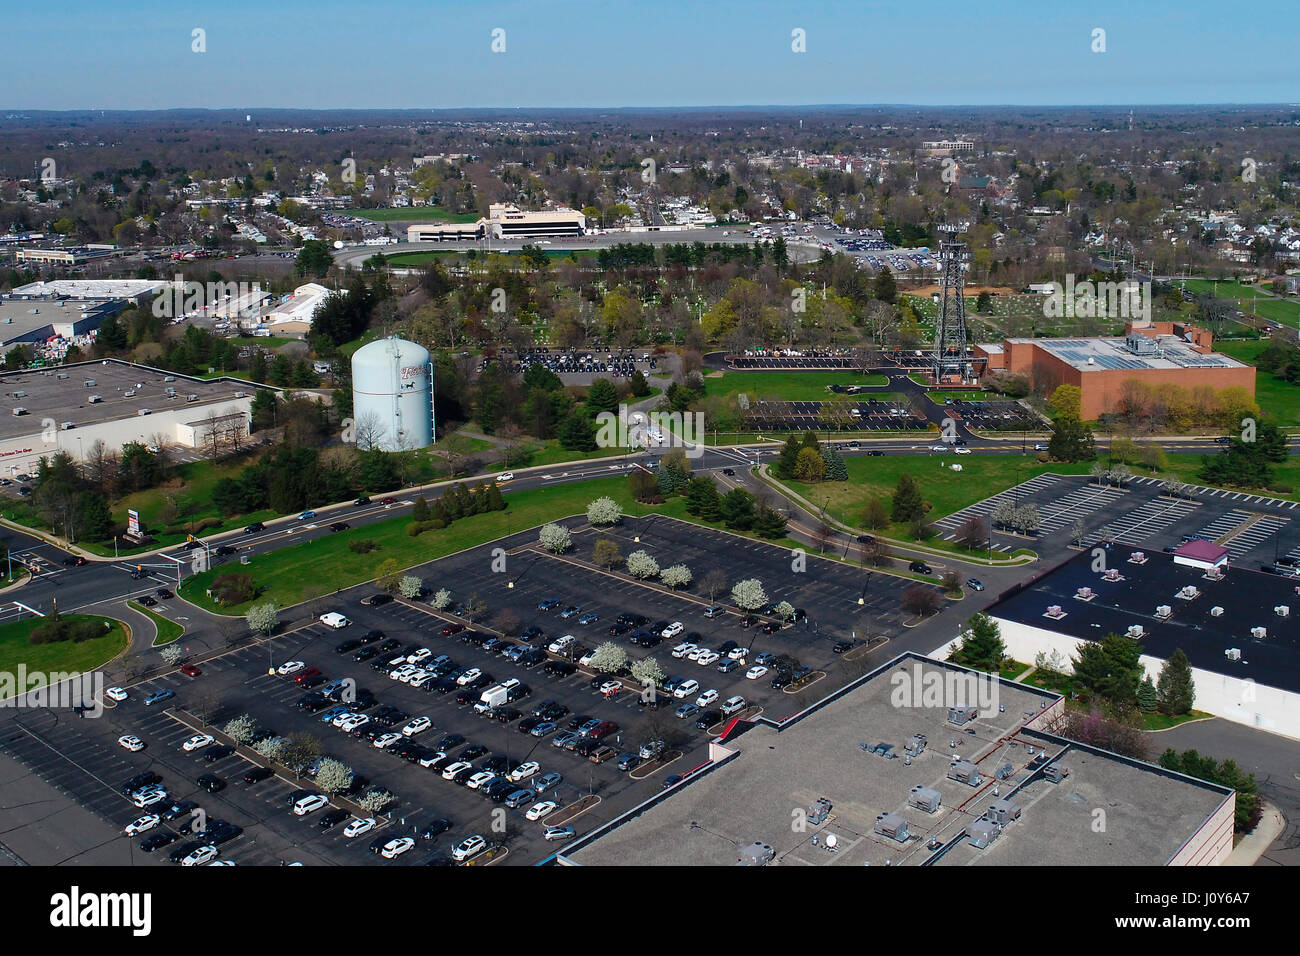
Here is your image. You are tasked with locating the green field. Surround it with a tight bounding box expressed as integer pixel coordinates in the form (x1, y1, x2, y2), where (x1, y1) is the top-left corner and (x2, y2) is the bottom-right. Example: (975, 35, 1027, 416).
(227, 336, 296, 349)
(928, 391, 990, 403)
(787, 455, 1095, 536)
(179, 476, 798, 615)
(349, 207, 480, 223)
(0, 615, 130, 691)
(703, 370, 889, 403)
(1178, 279, 1272, 299)
(130, 602, 185, 647)
(1211, 340, 1300, 428)
(381, 251, 463, 267)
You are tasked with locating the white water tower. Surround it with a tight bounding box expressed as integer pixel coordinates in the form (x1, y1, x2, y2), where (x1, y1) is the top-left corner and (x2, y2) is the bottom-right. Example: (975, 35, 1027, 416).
(350, 337, 433, 451)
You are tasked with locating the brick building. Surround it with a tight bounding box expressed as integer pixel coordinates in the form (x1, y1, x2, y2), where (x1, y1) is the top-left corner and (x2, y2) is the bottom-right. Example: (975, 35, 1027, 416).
(974, 323, 1255, 420)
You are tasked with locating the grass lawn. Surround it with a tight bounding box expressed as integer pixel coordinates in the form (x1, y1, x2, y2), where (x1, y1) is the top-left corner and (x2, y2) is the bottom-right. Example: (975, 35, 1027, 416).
(1136, 453, 1300, 500)
(1246, 297, 1300, 326)
(349, 207, 480, 223)
(999, 660, 1031, 680)
(929, 391, 991, 403)
(1178, 279, 1272, 299)
(382, 251, 464, 267)
(0, 615, 129, 690)
(1141, 709, 1213, 731)
(703, 370, 889, 402)
(130, 602, 185, 647)
(1211, 340, 1300, 427)
(179, 476, 798, 615)
(227, 336, 296, 349)
(788, 454, 1096, 535)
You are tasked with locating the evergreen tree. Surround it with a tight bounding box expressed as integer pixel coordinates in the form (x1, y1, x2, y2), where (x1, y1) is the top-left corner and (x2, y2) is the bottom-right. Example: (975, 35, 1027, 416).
(775, 435, 802, 479)
(873, 266, 897, 303)
(753, 506, 788, 538)
(949, 613, 1006, 672)
(440, 488, 462, 521)
(558, 407, 598, 451)
(586, 378, 620, 415)
(800, 430, 821, 452)
(412, 496, 429, 522)
(891, 473, 924, 524)
(719, 488, 757, 530)
(1157, 649, 1196, 716)
(484, 481, 506, 511)
(685, 476, 720, 518)
(1137, 675, 1158, 714)
(822, 443, 848, 481)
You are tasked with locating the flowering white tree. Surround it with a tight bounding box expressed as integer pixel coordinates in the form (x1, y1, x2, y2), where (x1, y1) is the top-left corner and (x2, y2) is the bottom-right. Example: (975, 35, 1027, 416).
(159, 644, 183, 666)
(731, 578, 768, 610)
(399, 575, 423, 599)
(773, 601, 795, 621)
(253, 736, 287, 763)
(432, 588, 452, 609)
(586, 496, 623, 526)
(590, 642, 628, 673)
(625, 550, 660, 579)
(630, 656, 665, 689)
(222, 714, 257, 744)
(315, 758, 353, 794)
(356, 788, 393, 813)
(246, 602, 278, 636)
(539, 522, 573, 553)
(660, 564, 693, 588)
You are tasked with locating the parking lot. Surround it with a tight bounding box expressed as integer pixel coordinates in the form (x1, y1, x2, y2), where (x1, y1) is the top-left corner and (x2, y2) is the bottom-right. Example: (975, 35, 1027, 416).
(0, 515, 938, 866)
(744, 399, 925, 432)
(939, 398, 1042, 431)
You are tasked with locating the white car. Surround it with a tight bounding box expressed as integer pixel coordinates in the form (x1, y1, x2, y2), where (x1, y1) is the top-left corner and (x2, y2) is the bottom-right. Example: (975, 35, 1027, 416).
(373, 732, 403, 749)
(930, 445, 949, 453)
(696, 650, 721, 666)
(727, 647, 749, 661)
(547, 636, 575, 654)
(451, 835, 487, 861)
(598, 680, 623, 695)
(406, 648, 432, 664)
(124, 814, 160, 837)
(525, 801, 557, 821)
(132, 788, 168, 809)
(661, 622, 685, 639)
(670, 642, 697, 659)
(338, 714, 369, 732)
(105, 686, 128, 703)
(578, 649, 599, 667)
(418, 750, 448, 769)
(389, 664, 417, 681)
(381, 836, 415, 859)
(276, 660, 306, 676)
(746, 665, 769, 680)
(402, 716, 432, 736)
(685, 646, 706, 662)
(696, 689, 720, 707)
(442, 761, 473, 780)
(180, 845, 218, 867)
(117, 734, 146, 752)
(332, 711, 359, 728)
(954, 446, 972, 455)
(319, 612, 350, 629)
(292, 794, 329, 816)
(455, 668, 482, 687)
(672, 679, 700, 699)
(497, 472, 515, 482)
(343, 817, 376, 838)
(508, 761, 540, 782)
(399, 668, 428, 685)
(182, 733, 214, 752)
(466, 771, 498, 791)
(409, 673, 437, 689)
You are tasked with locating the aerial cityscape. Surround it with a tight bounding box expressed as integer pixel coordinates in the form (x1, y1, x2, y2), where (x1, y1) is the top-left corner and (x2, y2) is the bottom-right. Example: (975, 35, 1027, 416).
(0, 0, 1285, 926)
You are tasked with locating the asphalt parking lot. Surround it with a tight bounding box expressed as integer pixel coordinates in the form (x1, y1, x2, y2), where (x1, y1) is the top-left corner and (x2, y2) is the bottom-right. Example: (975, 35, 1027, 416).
(745, 399, 925, 433)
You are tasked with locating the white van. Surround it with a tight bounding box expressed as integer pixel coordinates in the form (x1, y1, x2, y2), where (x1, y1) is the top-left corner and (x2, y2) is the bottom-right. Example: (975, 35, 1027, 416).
(672, 679, 700, 699)
(319, 612, 350, 629)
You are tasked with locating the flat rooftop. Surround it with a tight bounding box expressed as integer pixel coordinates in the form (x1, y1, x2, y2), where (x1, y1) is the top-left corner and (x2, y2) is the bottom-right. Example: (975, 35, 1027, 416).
(563, 655, 1228, 867)
(8, 279, 165, 301)
(990, 548, 1300, 694)
(0, 359, 256, 441)
(1012, 335, 1249, 373)
(0, 298, 119, 346)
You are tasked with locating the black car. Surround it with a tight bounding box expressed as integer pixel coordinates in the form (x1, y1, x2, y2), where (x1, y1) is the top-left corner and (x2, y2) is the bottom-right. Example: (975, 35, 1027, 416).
(431, 677, 459, 694)
(436, 733, 465, 751)
(458, 744, 488, 761)
(202, 744, 235, 763)
(318, 808, 350, 830)
(481, 754, 510, 773)
(140, 831, 179, 852)
(517, 715, 544, 734)
(359, 629, 384, 645)
(156, 588, 174, 599)
(607, 622, 632, 636)
(215, 545, 236, 556)
(832, 640, 854, 654)
(335, 639, 362, 654)
(297, 674, 326, 689)
(196, 773, 226, 793)
(122, 771, 162, 795)
(908, 560, 932, 574)
(297, 693, 329, 712)
(420, 818, 452, 840)
(451, 767, 475, 785)
(242, 766, 274, 785)
(243, 522, 264, 534)
(329, 522, 350, 532)
(353, 646, 380, 663)
(695, 709, 721, 729)
(161, 800, 199, 821)
(494, 707, 523, 724)
(354, 496, 371, 505)
(520, 626, 544, 642)
(486, 779, 517, 802)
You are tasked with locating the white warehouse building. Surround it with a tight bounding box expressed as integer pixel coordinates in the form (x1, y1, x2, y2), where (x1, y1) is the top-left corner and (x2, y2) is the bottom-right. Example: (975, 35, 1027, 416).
(0, 360, 258, 476)
(351, 337, 434, 452)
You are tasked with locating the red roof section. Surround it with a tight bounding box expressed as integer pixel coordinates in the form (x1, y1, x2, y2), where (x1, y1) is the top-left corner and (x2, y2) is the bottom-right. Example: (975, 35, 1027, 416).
(1175, 539, 1229, 562)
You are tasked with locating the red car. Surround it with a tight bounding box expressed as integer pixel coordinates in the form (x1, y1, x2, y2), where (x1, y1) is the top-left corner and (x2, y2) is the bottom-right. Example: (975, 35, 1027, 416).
(380, 497, 396, 505)
(440, 623, 465, 636)
(293, 667, 322, 684)
(180, 664, 202, 678)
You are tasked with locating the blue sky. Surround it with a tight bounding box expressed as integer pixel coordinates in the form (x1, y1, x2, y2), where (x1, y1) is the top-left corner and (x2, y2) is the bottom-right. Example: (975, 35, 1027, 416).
(4, 0, 1295, 110)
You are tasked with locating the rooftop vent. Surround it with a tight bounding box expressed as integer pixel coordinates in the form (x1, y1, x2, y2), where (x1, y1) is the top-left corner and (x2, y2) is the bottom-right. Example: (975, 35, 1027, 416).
(1129, 551, 1147, 564)
(1075, 587, 1095, 601)
(1275, 605, 1290, 618)
(1225, 648, 1242, 661)
(1210, 606, 1224, 617)
(1044, 605, 1066, 620)
(908, 786, 942, 814)
(1102, 568, 1122, 581)
(1176, 586, 1200, 600)
(1251, 626, 1268, 640)
(873, 813, 910, 843)
(1126, 624, 1145, 639)
(1155, 605, 1173, 620)
(1043, 764, 1070, 783)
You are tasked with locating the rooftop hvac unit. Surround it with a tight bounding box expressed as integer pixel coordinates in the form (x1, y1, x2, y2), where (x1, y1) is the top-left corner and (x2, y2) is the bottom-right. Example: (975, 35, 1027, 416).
(1075, 587, 1094, 600)
(807, 797, 832, 826)
(905, 734, 927, 756)
(1177, 586, 1200, 600)
(1103, 568, 1122, 581)
(1251, 626, 1267, 640)
(736, 842, 775, 866)
(1043, 764, 1070, 783)
(994, 762, 1014, 780)
(84, 380, 96, 387)
(873, 813, 910, 843)
(56, 373, 68, 379)
(1276, 606, 1290, 618)
(1045, 605, 1065, 619)
(1225, 648, 1242, 661)
(947, 706, 978, 727)
(1210, 606, 1224, 617)
(967, 820, 1001, 849)
(986, 798, 1022, 827)
(1155, 605, 1173, 619)
(909, 786, 942, 813)
(88, 394, 102, 403)
(1129, 551, 1146, 563)
(11, 407, 26, 416)
(1126, 625, 1145, 638)
(948, 760, 982, 787)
